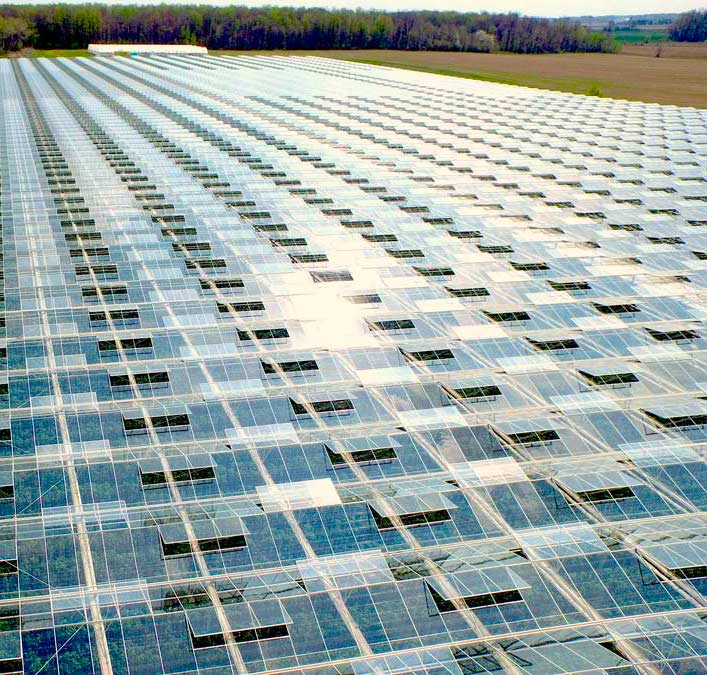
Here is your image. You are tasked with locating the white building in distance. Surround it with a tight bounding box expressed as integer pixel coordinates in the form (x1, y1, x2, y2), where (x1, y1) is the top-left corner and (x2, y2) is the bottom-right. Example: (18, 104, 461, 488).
(88, 44, 207, 55)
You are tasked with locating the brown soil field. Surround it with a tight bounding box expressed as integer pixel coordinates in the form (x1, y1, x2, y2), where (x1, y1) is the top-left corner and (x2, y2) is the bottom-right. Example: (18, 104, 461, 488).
(621, 42, 707, 59)
(216, 48, 707, 108)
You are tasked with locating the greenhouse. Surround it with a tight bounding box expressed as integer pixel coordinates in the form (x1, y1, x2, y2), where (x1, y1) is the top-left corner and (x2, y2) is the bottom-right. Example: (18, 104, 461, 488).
(0, 54, 705, 673)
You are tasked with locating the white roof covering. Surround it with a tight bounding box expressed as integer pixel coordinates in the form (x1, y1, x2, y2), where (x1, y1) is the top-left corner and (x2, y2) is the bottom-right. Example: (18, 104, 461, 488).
(88, 44, 207, 55)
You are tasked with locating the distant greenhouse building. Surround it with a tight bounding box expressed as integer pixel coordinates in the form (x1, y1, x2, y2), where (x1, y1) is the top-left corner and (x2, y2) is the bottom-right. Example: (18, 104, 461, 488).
(88, 43, 207, 55)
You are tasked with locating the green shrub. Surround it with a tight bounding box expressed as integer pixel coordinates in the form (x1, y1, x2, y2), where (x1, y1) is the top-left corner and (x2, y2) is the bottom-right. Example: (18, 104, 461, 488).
(584, 83, 605, 97)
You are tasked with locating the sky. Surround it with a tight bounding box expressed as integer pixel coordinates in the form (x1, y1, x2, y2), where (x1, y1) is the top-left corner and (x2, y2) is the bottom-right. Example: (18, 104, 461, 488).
(5, 0, 703, 15)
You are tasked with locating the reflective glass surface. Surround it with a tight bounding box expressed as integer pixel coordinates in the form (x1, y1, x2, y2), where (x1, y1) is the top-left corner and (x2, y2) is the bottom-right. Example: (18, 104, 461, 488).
(0, 54, 705, 674)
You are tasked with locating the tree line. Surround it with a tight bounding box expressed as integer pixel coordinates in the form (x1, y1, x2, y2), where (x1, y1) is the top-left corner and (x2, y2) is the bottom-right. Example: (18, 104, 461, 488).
(669, 10, 707, 42)
(0, 5, 619, 54)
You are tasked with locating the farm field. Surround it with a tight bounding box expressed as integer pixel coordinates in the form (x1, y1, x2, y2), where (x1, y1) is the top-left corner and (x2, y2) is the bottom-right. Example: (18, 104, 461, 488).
(608, 29, 669, 43)
(214, 48, 707, 108)
(621, 42, 707, 58)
